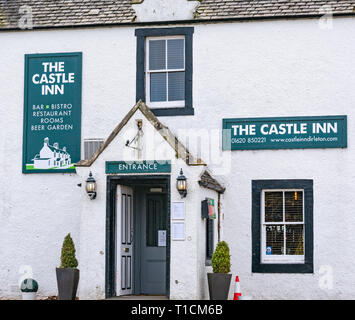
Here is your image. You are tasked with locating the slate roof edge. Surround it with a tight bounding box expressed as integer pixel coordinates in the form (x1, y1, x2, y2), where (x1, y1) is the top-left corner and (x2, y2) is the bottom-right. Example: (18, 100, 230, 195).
(1, 12, 355, 32)
(198, 170, 226, 194)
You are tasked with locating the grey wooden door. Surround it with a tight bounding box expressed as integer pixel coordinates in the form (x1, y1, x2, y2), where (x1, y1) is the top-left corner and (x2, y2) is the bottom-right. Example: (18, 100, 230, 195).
(140, 194, 167, 294)
(116, 185, 133, 296)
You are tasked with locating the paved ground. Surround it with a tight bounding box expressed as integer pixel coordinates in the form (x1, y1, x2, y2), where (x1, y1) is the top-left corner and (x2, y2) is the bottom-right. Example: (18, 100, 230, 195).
(107, 295, 168, 300)
(1, 295, 169, 300)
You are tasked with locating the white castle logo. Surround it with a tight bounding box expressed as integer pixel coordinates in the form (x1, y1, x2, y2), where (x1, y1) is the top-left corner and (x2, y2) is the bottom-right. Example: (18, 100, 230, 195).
(32, 137, 72, 169)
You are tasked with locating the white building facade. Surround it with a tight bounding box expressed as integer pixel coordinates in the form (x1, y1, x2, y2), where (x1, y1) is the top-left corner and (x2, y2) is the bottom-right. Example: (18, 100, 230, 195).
(1, 0, 355, 300)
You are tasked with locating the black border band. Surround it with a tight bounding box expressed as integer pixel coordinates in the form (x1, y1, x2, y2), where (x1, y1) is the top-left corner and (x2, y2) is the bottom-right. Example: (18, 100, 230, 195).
(135, 27, 194, 117)
(252, 179, 314, 273)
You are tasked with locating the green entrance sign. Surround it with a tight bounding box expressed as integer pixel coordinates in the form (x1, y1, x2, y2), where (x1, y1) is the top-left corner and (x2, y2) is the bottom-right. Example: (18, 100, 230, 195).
(223, 116, 347, 151)
(22, 52, 82, 173)
(106, 161, 171, 174)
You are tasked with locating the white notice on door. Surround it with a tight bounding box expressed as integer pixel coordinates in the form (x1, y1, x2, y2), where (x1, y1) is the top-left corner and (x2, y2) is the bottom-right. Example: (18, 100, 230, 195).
(158, 230, 167, 247)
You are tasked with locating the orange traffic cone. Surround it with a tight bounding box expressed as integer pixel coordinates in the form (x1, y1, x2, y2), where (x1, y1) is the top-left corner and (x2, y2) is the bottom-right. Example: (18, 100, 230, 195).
(233, 276, 242, 300)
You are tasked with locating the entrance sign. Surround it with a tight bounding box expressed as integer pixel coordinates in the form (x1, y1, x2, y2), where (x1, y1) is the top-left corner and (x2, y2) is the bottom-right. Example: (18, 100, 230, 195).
(23, 52, 82, 173)
(223, 116, 347, 150)
(106, 160, 171, 174)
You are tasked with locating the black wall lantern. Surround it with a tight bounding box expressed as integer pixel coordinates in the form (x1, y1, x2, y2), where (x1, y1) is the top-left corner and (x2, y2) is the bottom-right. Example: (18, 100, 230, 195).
(176, 168, 187, 198)
(86, 171, 97, 200)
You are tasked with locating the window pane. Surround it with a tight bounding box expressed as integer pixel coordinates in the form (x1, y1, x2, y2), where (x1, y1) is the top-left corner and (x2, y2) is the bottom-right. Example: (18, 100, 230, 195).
(146, 199, 156, 246)
(149, 40, 166, 70)
(265, 192, 283, 222)
(150, 73, 167, 102)
(168, 72, 185, 101)
(286, 225, 304, 255)
(285, 191, 303, 222)
(146, 198, 166, 247)
(167, 39, 184, 69)
(265, 225, 284, 255)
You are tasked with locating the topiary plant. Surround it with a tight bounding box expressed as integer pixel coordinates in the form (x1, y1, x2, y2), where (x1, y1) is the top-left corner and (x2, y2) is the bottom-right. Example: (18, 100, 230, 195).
(60, 233, 78, 269)
(20, 278, 38, 292)
(211, 241, 231, 273)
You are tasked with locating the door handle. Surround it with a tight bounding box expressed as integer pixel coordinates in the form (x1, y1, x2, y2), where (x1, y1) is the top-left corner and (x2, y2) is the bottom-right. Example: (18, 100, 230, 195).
(130, 230, 134, 243)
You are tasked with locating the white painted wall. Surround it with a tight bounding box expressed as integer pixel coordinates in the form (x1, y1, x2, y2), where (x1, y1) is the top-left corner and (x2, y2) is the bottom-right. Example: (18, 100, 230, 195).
(1, 16, 355, 299)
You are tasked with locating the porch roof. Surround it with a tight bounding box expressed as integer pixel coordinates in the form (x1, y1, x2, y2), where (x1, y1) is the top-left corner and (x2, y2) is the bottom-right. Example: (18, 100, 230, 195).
(198, 170, 225, 194)
(75, 100, 206, 167)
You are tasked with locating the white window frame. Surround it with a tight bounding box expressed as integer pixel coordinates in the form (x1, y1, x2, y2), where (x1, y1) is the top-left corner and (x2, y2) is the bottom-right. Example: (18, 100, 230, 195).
(145, 35, 185, 109)
(261, 189, 305, 264)
(84, 138, 104, 160)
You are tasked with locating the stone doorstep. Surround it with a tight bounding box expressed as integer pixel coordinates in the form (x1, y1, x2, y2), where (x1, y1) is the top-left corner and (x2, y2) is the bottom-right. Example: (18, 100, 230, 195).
(0, 296, 79, 300)
(107, 295, 168, 300)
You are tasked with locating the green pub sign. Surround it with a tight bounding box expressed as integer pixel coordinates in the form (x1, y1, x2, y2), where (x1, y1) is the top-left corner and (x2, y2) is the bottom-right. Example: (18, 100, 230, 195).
(23, 52, 82, 173)
(223, 116, 347, 151)
(201, 198, 216, 220)
(106, 161, 171, 174)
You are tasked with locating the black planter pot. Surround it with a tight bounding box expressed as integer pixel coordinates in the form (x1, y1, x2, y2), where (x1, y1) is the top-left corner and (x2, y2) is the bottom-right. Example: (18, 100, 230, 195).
(207, 273, 232, 300)
(56, 268, 80, 300)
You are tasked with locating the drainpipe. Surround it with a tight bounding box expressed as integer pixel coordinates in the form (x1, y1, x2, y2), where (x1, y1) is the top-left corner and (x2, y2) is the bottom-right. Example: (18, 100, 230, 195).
(217, 192, 221, 242)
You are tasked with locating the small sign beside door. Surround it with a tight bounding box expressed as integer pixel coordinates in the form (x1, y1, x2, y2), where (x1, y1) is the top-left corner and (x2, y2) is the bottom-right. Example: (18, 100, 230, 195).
(172, 202, 185, 220)
(158, 230, 167, 247)
(201, 198, 216, 219)
(172, 222, 185, 241)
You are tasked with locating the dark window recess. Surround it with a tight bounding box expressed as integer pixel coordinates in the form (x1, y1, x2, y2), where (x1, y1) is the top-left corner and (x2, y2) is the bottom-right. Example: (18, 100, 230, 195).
(84, 139, 104, 160)
(146, 196, 166, 246)
(252, 180, 314, 274)
(206, 219, 214, 261)
(135, 27, 194, 117)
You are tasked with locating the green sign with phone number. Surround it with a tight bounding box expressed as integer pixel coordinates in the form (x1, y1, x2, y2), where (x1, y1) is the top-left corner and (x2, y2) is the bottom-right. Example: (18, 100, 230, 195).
(222, 116, 347, 150)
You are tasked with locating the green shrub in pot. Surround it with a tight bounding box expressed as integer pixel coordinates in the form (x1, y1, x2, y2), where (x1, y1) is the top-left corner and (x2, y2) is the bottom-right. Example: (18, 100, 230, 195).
(207, 241, 232, 300)
(56, 233, 80, 300)
(60, 233, 78, 268)
(211, 241, 231, 274)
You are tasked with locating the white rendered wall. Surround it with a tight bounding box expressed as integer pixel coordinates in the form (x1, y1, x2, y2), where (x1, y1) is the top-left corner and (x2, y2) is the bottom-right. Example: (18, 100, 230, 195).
(0, 17, 355, 299)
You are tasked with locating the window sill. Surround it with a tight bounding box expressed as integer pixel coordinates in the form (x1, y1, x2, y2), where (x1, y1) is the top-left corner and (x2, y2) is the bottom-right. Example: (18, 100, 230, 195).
(252, 262, 313, 274)
(262, 257, 305, 264)
(151, 107, 194, 117)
